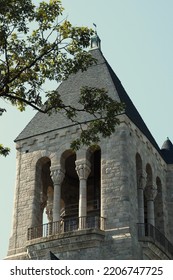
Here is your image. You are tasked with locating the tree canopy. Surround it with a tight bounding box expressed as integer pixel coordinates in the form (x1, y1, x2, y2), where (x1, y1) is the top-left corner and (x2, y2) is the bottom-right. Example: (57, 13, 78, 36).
(0, 0, 124, 155)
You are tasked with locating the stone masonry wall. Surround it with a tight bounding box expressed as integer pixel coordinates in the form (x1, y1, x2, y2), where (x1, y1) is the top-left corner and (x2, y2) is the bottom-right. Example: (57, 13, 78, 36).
(7, 115, 170, 260)
(165, 165, 173, 243)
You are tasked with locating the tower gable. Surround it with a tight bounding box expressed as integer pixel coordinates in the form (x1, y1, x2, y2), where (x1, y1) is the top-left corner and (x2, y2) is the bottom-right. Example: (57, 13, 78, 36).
(15, 48, 163, 163)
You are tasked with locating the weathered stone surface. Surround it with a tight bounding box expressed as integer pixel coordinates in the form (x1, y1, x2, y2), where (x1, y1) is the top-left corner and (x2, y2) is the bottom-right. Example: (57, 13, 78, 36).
(6, 47, 173, 260)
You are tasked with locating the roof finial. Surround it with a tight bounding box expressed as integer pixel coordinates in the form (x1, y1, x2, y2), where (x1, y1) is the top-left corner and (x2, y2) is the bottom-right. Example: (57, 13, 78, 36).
(93, 23, 97, 33)
(90, 23, 101, 50)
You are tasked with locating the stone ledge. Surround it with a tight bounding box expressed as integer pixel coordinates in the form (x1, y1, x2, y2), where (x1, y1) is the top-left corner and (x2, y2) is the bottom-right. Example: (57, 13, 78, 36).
(5, 252, 29, 260)
(26, 229, 105, 259)
(27, 228, 105, 246)
(139, 239, 172, 260)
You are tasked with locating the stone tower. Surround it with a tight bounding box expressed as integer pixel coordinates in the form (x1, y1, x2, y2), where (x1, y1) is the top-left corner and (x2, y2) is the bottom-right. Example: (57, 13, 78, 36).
(6, 35, 173, 260)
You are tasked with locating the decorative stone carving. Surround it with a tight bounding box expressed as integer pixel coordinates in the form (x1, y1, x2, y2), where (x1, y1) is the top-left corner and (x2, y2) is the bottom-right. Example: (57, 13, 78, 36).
(50, 166, 65, 185)
(50, 166, 64, 222)
(75, 160, 91, 180)
(144, 184, 157, 226)
(75, 160, 91, 230)
(144, 184, 157, 201)
(137, 169, 147, 189)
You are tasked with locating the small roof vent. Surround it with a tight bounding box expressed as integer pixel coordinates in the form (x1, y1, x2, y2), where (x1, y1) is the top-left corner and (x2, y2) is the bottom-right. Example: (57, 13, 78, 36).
(161, 137, 173, 164)
(161, 137, 173, 151)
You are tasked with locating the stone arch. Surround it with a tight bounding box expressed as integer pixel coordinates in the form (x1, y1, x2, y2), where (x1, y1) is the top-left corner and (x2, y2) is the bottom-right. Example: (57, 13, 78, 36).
(60, 149, 75, 169)
(155, 177, 164, 233)
(33, 157, 53, 227)
(60, 150, 79, 217)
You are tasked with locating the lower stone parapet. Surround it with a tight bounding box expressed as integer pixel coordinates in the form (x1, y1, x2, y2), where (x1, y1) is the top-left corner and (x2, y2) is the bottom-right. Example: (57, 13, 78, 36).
(26, 228, 105, 260)
(5, 252, 29, 260)
(140, 240, 172, 260)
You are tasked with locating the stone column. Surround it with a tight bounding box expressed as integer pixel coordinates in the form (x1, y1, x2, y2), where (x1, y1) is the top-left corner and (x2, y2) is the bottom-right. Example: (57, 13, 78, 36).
(75, 160, 91, 229)
(50, 166, 65, 223)
(137, 170, 147, 224)
(144, 184, 157, 226)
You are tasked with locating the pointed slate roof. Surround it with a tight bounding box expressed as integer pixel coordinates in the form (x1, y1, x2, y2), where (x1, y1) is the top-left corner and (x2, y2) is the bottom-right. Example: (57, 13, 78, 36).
(16, 47, 165, 162)
(16, 48, 116, 141)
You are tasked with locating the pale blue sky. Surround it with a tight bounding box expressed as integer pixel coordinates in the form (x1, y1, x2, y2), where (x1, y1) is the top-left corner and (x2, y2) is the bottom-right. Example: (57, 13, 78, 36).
(1, 0, 173, 259)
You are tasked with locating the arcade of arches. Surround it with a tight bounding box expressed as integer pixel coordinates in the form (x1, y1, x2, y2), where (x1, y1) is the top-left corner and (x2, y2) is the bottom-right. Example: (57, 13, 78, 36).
(33, 150, 164, 235)
(136, 153, 164, 235)
(34, 148, 101, 231)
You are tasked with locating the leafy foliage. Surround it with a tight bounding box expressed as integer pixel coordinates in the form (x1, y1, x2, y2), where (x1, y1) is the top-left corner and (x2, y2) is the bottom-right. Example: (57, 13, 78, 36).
(0, 108, 10, 156)
(70, 87, 125, 149)
(0, 0, 124, 153)
(0, 144, 10, 157)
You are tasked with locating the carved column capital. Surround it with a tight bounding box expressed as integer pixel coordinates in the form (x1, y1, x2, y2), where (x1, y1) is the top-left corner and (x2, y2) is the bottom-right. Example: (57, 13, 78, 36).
(50, 166, 65, 185)
(75, 160, 91, 180)
(51, 166, 64, 222)
(144, 184, 157, 201)
(137, 169, 147, 190)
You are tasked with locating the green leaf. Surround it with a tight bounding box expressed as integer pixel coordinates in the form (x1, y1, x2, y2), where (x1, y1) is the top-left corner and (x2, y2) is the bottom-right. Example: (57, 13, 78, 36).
(0, 0, 124, 152)
(0, 144, 10, 157)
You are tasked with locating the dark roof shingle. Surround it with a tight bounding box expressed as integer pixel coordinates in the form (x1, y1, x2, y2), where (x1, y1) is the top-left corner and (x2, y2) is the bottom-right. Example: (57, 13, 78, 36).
(15, 48, 167, 162)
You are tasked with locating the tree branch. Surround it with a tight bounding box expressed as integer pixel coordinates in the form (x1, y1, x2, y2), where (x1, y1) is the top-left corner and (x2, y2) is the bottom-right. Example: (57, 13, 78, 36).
(0, 42, 59, 95)
(2, 92, 46, 113)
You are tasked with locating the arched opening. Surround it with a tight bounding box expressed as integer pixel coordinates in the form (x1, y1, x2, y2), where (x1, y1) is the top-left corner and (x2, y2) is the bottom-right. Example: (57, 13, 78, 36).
(144, 164, 153, 224)
(60, 147, 101, 220)
(136, 153, 144, 225)
(155, 177, 164, 233)
(28, 148, 103, 238)
(34, 157, 53, 227)
(87, 147, 101, 217)
(136, 153, 142, 188)
(146, 164, 153, 186)
(61, 151, 79, 218)
(43, 186, 54, 224)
